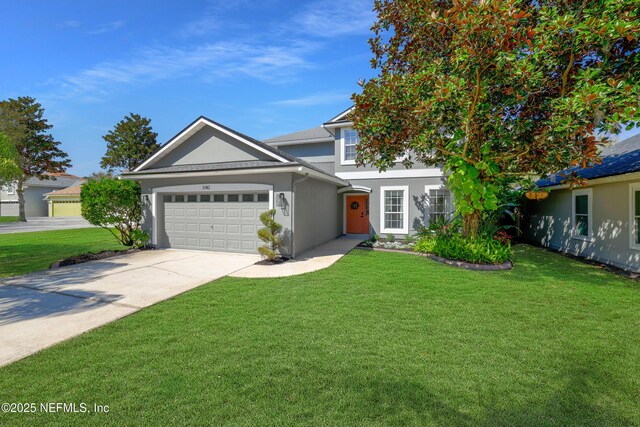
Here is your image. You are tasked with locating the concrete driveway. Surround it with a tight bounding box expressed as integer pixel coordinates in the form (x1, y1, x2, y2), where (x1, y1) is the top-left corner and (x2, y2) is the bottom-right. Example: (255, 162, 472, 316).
(0, 217, 96, 234)
(0, 249, 259, 366)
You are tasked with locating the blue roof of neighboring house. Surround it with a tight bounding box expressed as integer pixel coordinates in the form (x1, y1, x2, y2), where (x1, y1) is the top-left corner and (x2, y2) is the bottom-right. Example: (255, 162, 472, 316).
(537, 133, 640, 187)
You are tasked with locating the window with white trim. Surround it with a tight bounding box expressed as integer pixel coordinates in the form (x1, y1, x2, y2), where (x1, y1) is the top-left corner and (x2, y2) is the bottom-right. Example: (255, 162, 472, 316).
(571, 188, 592, 240)
(6, 183, 15, 195)
(380, 186, 409, 234)
(629, 183, 640, 249)
(341, 129, 359, 164)
(427, 188, 453, 225)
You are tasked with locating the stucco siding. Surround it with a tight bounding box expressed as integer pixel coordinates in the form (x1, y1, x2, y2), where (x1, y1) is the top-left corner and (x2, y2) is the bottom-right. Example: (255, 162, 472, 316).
(293, 177, 340, 255)
(139, 173, 295, 256)
(347, 176, 448, 237)
(524, 179, 640, 272)
(154, 127, 272, 168)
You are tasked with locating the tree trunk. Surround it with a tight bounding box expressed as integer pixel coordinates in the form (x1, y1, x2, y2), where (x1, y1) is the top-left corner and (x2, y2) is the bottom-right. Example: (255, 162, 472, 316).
(462, 210, 480, 239)
(17, 179, 27, 222)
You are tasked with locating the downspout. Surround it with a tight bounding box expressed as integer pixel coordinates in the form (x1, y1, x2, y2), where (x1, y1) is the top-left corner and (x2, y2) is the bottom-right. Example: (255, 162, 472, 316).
(291, 173, 310, 258)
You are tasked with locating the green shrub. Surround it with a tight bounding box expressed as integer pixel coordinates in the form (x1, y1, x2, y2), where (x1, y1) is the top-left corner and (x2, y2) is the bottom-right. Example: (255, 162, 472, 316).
(81, 178, 145, 247)
(257, 209, 284, 261)
(415, 234, 511, 264)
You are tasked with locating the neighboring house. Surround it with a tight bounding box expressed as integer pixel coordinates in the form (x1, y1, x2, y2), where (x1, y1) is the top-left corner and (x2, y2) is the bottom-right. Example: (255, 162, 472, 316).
(44, 180, 85, 217)
(0, 173, 82, 217)
(122, 109, 452, 257)
(523, 133, 640, 272)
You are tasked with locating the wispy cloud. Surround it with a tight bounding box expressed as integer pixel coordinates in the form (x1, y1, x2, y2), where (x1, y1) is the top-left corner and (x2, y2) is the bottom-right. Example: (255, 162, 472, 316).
(272, 91, 351, 107)
(293, 0, 375, 38)
(45, 40, 316, 101)
(59, 20, 82, 28)
(179, 16, 219, 38)
(89, 20, 125, 35)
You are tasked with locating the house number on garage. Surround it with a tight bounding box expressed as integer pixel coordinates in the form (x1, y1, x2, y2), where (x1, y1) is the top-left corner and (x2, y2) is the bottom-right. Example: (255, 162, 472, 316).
(202, 185, 211, 190)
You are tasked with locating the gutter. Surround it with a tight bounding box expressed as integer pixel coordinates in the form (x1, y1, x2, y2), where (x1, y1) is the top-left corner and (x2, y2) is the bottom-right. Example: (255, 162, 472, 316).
(542, 170, 640, 190)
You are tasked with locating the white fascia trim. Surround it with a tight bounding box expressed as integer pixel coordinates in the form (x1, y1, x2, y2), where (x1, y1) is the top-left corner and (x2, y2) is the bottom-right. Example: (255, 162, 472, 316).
(135, 117, 288, 172)
(380, 185, 409, 235)
(298, 167, 347, 187)
(629, 182, 640, 250)
(323, 121, 353, 129)
(122, 166, 302, 180)
(336, 168, 443, 180)
(545, 171, 640, 190)
(338, 185, 372, 194)
(571, 188, 594, 242)
(326, 107, 354, 123)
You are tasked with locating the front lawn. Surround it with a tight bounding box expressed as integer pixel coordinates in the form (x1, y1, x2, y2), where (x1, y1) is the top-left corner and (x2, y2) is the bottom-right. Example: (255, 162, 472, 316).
(1, 245, 639, 425)
(0, 216, 19, 223)
(0, 228, 125, 278)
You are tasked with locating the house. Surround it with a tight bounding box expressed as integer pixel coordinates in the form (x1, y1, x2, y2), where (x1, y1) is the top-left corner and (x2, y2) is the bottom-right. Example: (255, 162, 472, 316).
(523, 133, 640, 272)
(122, 109, 451, 257)
(43, 180, 85, 217)
(0, 173, 82, 217)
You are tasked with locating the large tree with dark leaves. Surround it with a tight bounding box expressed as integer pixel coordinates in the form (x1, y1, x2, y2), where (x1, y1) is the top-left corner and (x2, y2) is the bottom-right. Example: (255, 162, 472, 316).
(100, 113, 159, 172)
(352, 0, 639, 237)
(0, 97, 71, 222)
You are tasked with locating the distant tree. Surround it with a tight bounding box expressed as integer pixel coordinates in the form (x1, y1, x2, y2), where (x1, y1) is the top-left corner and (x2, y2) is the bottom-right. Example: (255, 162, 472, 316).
(0, 132, 21, 187)
(0, 97, 71, 222)
(86, 170, 113, 180)
(352, 0, 639, 238)
(81, 178, 148, 247)
(100, 113, 159, 172)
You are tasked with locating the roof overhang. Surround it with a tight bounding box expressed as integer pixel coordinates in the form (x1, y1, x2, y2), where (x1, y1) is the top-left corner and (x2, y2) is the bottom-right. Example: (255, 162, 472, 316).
(134, 116, 289, 172)
(543, 170, 640, 190)
(338, 185, 372, 194)
(269, 136, 335, 147)
(122, 165, 347, 187)
(325, 106, 354, 124)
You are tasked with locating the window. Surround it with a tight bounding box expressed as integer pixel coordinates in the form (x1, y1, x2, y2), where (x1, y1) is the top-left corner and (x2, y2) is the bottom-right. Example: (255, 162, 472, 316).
(571, 188, 592, 240)
(200, 195, 211, 202)
(629, 183, 640, 249)
(213, 194, 224, 202)
(341, 128, 359, 164)
(257, 193, 269, 202)
(6, 183, 15, 195)
(380, 186, 409, 234)
(163, 195, 172, 203)
(426, 187, 452, 225)
(187, 195, 197, 202)
(227, 194, 239, 202)
(242, 194, 255, 202)
(174, 195, 185, 203)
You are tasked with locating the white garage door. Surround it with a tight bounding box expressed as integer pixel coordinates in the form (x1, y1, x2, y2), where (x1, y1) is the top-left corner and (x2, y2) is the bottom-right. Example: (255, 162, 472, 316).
(163, 192, 270, 253)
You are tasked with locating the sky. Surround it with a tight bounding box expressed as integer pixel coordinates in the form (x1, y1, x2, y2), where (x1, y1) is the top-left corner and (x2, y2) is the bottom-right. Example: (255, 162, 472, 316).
(0, 0, 378, 176)
(1, 0, 637, 177)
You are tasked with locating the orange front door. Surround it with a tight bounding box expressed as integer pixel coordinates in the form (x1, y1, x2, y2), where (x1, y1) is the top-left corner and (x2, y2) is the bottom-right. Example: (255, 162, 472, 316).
(346, 195, 369, 234)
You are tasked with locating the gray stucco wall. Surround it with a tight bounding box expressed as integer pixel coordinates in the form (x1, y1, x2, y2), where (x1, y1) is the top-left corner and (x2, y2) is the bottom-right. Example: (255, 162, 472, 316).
(292, 177, 340, 255)
(347, 176, 448, 238)
(523, 179, 640, 272)
(139, 173, 296, 256)
(154, 127, 272, 168)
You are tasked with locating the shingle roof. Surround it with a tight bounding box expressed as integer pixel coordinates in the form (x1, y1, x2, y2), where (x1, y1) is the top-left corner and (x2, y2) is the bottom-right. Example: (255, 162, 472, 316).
(263, 127, 334, 144)
(26, 175, 83, 188)
(130, 160, 287, 175)
(538, 133, 640, 187)
(44, 182, 84, 197)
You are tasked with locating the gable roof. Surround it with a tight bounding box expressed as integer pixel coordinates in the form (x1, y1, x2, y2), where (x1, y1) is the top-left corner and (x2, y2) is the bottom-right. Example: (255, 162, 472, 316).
(26, 174, 83, 188)
(134, 116, 291, 172)
(44, 181, 85, 197)
(323, 106, 354, 126)
(263, 126, 334, 145)
(538, 133, 640, 187)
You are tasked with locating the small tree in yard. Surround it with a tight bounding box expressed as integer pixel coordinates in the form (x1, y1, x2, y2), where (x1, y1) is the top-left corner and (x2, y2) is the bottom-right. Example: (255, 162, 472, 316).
(100, 113, 159, 173)
(257, 209, 284, 261)
(81, 178, 148, 248)
(0, 97, 71, 222)
(352, 0, 639, 238)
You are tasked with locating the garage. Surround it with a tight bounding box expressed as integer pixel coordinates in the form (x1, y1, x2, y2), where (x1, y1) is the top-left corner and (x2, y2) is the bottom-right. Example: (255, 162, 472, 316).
(51, 201, 82, 217)
(162, 192, 270, 253)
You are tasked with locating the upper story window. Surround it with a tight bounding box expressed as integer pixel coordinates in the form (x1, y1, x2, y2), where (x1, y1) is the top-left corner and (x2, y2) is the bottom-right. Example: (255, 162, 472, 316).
(341, 128, 359, 165)
(571, 188, 593, 241)
(6, 183, 15, 195)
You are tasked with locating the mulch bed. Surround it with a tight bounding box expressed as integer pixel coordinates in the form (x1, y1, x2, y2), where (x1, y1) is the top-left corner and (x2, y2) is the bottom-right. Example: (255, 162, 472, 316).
(51, 248, 145, 269)
(255, 256, 290, 266)
(355, 246, 513, 271)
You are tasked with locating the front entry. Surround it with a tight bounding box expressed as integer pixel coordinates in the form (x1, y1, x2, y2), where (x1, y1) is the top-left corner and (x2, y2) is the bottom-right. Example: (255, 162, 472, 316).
(346, 195, 369, 234)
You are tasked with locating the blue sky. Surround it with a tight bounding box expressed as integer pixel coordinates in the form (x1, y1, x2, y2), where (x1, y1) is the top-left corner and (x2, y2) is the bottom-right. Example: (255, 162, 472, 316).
(0, 0, 377, 176)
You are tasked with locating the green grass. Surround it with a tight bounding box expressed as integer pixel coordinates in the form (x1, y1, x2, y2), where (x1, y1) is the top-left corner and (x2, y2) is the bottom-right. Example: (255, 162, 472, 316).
(0, 228, 125, 278)
(1, 245, 639, 426)
(0, 216, 19, 223)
